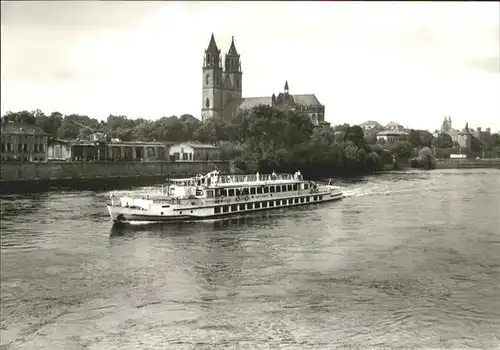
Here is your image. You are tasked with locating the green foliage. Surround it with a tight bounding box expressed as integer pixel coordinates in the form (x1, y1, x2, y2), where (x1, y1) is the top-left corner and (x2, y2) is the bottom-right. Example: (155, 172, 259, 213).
(408, 129, 434, 147)
(391, 141, 414, 158)
(2, 110, 37, 125)
(2, 107, 397, 176)
(409, 146, 436, 170)
(432, 132, 453, 148)
(492, 133, 500, 147)
(227, 107, 385, 177)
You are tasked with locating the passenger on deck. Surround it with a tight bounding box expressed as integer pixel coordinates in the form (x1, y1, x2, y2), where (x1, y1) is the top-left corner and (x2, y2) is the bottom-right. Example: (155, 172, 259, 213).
(271, 170, 277, 180)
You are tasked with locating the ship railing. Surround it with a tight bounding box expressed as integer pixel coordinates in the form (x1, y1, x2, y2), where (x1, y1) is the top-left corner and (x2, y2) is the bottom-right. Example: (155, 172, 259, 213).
(111, 187, 171, 199)
(159, 187, 329, 207)
(216, 173, 297, 184)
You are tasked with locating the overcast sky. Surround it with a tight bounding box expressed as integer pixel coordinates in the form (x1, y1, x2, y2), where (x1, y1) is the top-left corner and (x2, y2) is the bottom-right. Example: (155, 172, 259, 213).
(2, 1, 499, 131)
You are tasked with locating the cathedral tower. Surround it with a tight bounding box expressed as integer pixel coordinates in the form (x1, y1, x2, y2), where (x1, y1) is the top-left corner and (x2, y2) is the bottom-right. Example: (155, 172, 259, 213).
(202, 33, 224, 121)
(224, 36, 242, 101)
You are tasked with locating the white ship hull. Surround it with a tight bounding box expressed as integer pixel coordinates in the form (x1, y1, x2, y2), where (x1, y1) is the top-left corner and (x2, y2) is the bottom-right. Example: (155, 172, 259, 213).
(107, 187, 343, 224)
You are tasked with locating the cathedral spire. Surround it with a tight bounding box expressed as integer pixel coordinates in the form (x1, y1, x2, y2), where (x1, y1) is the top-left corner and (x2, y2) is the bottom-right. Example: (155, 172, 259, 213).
(204, 33, 221, 68)
(224, 36, 241, 73)
(228, 36, 238, 56)
(284, 80, 289, 93)
(206, 33, 219, 53)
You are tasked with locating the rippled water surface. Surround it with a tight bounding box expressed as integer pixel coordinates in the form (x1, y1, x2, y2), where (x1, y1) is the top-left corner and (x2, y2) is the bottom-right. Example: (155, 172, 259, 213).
(1, 169, 500, 349)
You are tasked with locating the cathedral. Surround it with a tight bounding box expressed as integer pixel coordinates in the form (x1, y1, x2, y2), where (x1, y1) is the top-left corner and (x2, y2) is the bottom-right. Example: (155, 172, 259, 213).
(201, 34, 327, 126)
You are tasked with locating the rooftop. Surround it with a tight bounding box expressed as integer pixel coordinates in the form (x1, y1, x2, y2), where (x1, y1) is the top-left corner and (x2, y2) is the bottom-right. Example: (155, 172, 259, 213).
(179, 142, 221, 149)
(236, 94, 323, 111)
(386, 121, 404, 128)
(377, 130, 409, 136)
(360, 120, 383, 127)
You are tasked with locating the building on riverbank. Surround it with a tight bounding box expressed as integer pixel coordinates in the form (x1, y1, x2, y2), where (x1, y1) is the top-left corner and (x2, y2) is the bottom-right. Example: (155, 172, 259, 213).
(360, 120, 384, 139)
(168, 142, 222, 161)
(47, 139, 175, 162)
(47, 139, 223, 162)
(376, 130, 409, 145)
(1, 122, 48, 162)
(201, 34, 328, 126)
(436, 116, 473, 150)
(376, 122, 409, 146)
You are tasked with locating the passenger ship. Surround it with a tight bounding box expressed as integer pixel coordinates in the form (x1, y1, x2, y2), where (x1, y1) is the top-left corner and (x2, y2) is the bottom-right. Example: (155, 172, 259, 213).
(107, 170, 343, 224)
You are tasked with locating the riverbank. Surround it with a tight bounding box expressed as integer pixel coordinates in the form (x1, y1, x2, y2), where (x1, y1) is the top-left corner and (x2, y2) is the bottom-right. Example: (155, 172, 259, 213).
(435, 158, 500, 169)
(0, 161, 230, 193)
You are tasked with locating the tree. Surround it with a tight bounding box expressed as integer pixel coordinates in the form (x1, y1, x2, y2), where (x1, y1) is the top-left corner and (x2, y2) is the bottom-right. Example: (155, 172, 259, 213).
(333, 123, 350, 132)
(433, 132, 453, 148)
(57, 114, 92, 139)
(408, 129, 421, 146)
(419, 130, 433, 147)
(478, 131, 494, 150)
(364, 132, 378, 145)
(392, 141, 413, 158)
(1, 107, 401, 176)
(408, 129, 434, 147)
(2, 110, 36, 125)
(344, 125, 365, 146)
(492, 133, 500, 147)
(34, 111, 63, 138)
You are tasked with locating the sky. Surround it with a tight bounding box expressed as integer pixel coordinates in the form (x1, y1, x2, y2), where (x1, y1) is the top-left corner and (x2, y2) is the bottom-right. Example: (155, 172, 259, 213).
(1, 1, 499, 132)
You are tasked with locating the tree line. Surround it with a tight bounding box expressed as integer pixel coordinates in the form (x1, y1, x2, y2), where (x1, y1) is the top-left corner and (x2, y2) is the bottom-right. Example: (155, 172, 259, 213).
(2, 108, 499, 176)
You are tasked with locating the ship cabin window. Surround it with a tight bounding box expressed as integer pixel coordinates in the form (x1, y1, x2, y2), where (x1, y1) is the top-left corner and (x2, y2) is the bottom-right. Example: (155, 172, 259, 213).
(306, 196, 310, 202)
(313, 196, 318, 201)
(255, 202, 261, 209)
(248, 203, 254, 209)
(257, 187, 263, 194)
(214, 206, 221, 214)
(206, 190, 214, 198)
(319, 195, 323, 201)
(270, 186, 275, 193)
(294, 198, 299, 204)
(228, 189, 235, 197)
(282, 185, 287, 192)
(300, 197, 305, 203)
(263, 186, 269, 194)
(287, 185, 293, 191)
(250, 187, 256, 195)
(239, 204, 245, 210)
(231, 204, 238, 211)
(220, 189, 227, 197)
(269, 201, 274, 207)
(293, 184, 298, 191)
(288, 199, 293, 205)
(304, 183, 309, 190)
(276, 186, 281, 193)
(262, 201, 268, 208)
(223, 206, 229, 213)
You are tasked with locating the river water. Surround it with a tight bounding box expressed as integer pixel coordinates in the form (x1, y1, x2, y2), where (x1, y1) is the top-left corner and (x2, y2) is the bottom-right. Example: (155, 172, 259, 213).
(1, 169, 499, 349)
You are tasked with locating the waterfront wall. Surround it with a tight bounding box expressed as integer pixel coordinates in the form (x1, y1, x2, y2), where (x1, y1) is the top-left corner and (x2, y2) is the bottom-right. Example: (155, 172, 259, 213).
(435, 158, 500, 169)
(0, 161, 231, 183)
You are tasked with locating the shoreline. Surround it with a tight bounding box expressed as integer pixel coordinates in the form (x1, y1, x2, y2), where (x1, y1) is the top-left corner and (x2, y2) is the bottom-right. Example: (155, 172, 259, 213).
(0, 160, 231, 194)
(434, 158, 500, 170)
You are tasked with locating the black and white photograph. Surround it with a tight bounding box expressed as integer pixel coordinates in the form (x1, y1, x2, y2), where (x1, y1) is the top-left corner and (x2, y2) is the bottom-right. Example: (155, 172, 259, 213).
(1, 1, 499, 349)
